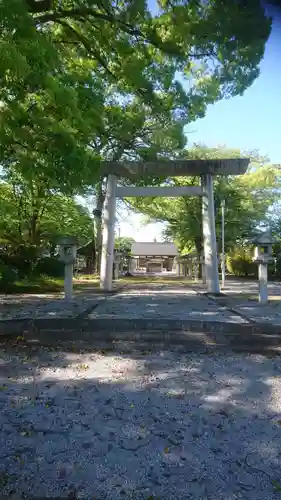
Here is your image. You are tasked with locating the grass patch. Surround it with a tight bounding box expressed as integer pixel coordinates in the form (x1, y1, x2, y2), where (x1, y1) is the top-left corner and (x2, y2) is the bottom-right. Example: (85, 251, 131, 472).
(0, 273, 197, 294)
(0, 274, 99, 294)
(0, 277, 64, 294)
(74, 273, 99, 282)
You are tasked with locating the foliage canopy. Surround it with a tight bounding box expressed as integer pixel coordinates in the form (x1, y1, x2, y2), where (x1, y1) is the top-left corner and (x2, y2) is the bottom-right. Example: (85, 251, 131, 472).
(0, 0, 271, 188)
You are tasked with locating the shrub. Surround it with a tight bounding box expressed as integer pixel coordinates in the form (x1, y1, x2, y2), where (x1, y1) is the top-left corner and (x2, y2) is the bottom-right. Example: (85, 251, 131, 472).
(0, 264, 18, 284)
(226, 247, 257, 277)
(0, 245, 38, 278)
(34, 257, 64, 278)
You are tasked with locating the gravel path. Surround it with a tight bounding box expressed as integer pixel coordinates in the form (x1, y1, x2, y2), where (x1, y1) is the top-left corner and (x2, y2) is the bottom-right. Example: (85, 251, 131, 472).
(0, 345, 281, 499)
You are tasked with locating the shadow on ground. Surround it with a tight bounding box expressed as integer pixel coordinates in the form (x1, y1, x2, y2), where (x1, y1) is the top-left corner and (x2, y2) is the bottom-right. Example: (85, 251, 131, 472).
(0, 343, 281, 499)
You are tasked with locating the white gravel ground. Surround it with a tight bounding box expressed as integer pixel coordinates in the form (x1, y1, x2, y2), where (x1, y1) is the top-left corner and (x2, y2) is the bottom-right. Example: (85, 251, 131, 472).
(0, 345, 281, 499)
(0, 295, 103, 320)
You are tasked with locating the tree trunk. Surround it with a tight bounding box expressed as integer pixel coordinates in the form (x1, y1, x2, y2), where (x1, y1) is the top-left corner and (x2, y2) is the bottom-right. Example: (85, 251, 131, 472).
(28, 210, 40, 246)
(85, 255, 95, 274)
(30, 214, 38, 245)
(84, 237, 96, 274)
(195, 237, 203, 279)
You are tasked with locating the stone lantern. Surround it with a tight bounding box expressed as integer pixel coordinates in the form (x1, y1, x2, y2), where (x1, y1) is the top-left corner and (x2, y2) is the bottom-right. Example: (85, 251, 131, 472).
(252, 229, 275, 304)
(113, 250, 123, 280)
(57, 236, 77, 300)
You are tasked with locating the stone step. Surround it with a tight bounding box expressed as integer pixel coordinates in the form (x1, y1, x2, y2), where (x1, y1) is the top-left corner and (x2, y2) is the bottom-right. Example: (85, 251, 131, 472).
(0, 316, 280, 334)
(0, 318, 281, 354)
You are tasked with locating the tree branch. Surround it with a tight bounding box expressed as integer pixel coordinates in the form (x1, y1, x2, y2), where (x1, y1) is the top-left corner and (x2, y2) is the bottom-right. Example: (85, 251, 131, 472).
(26, 0, 52, 14)
(32, 5, 218, 61)
(34, 8, 131, 27)
(33, 7, 183, 57)
(53, 40, 81, 45)
(55, 19, 115, 77)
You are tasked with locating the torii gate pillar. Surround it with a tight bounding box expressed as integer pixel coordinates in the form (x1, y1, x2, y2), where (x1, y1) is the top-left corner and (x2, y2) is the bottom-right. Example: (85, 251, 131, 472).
(201, 174, 220, 294)
(100, 175, 117, 291)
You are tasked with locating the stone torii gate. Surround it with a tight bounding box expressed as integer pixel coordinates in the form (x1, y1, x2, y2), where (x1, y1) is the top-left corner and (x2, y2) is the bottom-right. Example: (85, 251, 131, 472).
(99, 159, 249, 293)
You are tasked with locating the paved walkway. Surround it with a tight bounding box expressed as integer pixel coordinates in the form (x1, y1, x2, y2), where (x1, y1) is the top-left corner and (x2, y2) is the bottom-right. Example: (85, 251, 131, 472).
(89, 284, 247, 323)
(205, 280, 281, 326)
(0, 345, 280, 499)
(2, 279, 281, 327)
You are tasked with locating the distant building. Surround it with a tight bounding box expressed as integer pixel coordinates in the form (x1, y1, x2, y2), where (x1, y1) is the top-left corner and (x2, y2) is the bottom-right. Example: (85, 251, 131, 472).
(130, 242, 178, 273)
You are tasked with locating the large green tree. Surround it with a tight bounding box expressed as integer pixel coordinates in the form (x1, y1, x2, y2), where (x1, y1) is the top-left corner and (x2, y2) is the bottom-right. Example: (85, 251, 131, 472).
(1, 0, 271, 187)
(26, 0, 271, 109)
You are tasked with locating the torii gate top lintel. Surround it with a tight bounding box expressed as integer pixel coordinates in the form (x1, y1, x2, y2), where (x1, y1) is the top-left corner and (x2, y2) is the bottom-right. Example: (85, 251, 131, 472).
(101, 158, 249, 178)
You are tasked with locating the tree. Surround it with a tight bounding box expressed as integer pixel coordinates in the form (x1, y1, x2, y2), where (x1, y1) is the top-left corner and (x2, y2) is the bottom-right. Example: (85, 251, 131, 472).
(127, 146, 281, 256)
(25, 0, 271, 111)
(0, 2, 106, 189)
(0, 172, 93, 254)
(115, 236, 135, 254)
(1, 0, 271, 188)
(114, 236, 135, 273)
(1, 0, 272, 271)
(91, 102, 187, 272)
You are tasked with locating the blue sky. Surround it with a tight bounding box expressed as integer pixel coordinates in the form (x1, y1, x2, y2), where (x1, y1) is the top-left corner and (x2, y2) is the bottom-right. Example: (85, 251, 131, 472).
(120, 19, 281, 241)
(184, 19, 281, 164)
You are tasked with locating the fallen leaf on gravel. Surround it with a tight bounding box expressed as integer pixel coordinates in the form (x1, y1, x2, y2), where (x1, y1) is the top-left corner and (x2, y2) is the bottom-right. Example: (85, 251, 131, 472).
(272, 480, 281, 492)
(130, 403, 135, 408)
(0, 472, 9, 487)
(77, 364, 89, 370)
(20, 431, 31, 437)
(164, 447, 169, 454)
(16, 336, 25, 341)
(0, 385, 7, 390)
